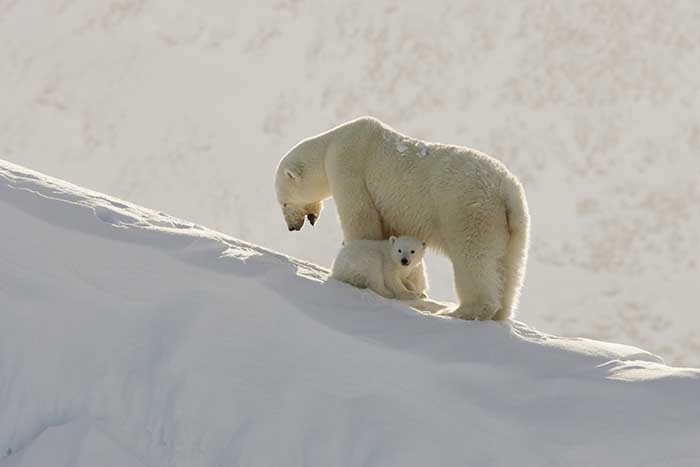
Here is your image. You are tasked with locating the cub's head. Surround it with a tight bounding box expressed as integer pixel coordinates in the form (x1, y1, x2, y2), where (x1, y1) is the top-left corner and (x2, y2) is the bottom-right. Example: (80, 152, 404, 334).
(274, 159, 323, 232)
(389, 236, 427, 268)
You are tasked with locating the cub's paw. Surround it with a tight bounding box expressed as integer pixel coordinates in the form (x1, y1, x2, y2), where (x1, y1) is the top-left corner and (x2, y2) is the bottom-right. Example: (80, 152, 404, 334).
(397, 291, 421, 301)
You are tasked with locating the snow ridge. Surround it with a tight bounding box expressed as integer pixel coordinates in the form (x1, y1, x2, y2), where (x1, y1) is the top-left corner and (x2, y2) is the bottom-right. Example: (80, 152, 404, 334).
(1, 160, 699, 467)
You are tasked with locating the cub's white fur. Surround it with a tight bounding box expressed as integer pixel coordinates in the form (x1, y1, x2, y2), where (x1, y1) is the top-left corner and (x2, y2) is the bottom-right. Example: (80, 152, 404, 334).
(331, 236, 428, 300)
(275, 116, 529, 320)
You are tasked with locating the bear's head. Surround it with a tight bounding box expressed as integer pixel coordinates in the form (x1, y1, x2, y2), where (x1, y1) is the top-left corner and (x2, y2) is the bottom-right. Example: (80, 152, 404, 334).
(389, 236, 427, 268)
(274, 158, 324, 231)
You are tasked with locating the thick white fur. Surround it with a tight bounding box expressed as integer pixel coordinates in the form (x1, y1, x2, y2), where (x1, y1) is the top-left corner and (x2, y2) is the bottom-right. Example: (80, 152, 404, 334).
(275, 117, 530, 320)
(330, 236, 428, 300)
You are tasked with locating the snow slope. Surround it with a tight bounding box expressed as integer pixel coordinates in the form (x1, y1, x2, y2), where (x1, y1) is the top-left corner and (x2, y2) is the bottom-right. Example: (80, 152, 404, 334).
(1, 161, 699, 467)
(1, 1, 699, 366)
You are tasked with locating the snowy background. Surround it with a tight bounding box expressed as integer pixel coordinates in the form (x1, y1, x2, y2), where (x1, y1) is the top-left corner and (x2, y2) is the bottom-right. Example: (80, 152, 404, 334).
(1, 1, 699, 365)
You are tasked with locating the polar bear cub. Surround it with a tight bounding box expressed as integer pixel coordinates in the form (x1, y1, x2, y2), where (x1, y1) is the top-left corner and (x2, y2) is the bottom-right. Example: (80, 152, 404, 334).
(331, 236, 428, 300)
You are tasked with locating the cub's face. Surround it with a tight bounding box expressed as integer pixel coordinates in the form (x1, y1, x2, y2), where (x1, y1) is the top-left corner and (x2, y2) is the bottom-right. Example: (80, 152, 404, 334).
(389, 236, 426, 267)
(274, 165, 322, 231)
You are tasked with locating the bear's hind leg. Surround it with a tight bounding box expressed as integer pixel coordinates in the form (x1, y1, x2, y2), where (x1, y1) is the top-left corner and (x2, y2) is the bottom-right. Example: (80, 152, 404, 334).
(443, 208, 507, 320)
(366, 273, 395, 299)
(440, 206, 508, 320)
(448, 254, 503, 320)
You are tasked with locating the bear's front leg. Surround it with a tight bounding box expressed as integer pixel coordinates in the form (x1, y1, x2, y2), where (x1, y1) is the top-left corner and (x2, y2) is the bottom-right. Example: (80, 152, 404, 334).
(384, 267, 420, 301)
(401, 279, 427, 298)
(404, 262, 428, 297)
(329, 176, 384, 241)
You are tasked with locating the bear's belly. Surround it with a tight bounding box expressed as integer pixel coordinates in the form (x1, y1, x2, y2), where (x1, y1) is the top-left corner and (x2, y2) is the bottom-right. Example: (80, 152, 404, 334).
(365, 178, 441, 247)
(374, 203, 442, 249)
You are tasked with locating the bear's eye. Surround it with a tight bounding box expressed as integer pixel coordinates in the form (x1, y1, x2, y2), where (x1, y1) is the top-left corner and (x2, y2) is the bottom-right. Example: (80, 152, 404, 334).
(283, 203, 288, 207)
(398, 249, 402, 253)
(410, 250, 415, 254)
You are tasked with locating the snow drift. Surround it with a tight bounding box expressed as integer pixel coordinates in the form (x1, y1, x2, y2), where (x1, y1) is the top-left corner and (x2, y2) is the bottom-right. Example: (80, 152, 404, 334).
(1, 159, 699, 467)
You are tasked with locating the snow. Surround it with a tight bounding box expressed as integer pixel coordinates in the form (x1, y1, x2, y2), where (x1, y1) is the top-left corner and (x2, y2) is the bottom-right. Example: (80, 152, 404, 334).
(2, 420, 148, 467)
(1, 160, 699, 467)
(383, 129, 430, 158)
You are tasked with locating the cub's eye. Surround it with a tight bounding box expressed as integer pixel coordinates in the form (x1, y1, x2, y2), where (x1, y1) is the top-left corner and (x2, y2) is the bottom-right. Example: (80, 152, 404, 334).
(283, 203, 288, 207)
(410, 250, 415, 254)
(398, 249, 402, 253)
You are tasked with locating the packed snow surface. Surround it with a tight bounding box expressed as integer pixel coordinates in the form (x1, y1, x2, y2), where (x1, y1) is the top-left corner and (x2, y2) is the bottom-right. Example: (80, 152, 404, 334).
(1, 160, 699, 467)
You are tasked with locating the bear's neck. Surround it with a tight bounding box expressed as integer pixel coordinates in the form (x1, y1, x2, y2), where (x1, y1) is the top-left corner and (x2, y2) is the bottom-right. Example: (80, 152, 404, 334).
(295, 136, 331, 201)
(298, 117, 382, 202)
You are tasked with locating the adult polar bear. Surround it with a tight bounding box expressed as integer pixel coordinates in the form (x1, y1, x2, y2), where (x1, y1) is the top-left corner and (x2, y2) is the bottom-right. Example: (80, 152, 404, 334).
(274, 117, 529, 320)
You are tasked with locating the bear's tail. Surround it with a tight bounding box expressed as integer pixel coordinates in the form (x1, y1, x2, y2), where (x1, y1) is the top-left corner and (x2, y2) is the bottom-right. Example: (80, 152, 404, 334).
(495, 178, 530, 320)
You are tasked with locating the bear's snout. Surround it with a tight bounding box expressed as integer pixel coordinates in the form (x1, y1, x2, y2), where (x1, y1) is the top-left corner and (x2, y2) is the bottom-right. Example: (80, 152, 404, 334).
(401, 258, 409, 266)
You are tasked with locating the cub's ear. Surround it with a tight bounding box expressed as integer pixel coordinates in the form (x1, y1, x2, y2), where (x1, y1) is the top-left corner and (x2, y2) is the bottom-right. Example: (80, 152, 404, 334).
(389, 236, 397, 244)
(284, 168, 300, 180)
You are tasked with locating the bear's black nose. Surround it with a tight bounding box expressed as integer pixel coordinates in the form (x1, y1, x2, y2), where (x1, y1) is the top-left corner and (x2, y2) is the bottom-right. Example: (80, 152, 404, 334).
(307, 213, 317, 226)
(401, 258, 409, 265)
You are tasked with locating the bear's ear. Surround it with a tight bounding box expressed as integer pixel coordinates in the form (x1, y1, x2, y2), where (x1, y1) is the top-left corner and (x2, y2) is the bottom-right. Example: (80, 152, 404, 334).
(389, 236, 396, 244)
(284, 168, 300, 181)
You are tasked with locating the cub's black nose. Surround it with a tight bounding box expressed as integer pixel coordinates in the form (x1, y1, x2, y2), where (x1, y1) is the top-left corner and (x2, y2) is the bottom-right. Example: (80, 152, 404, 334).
(307, 213, 317, 226)
(401, 258, 409, 265)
